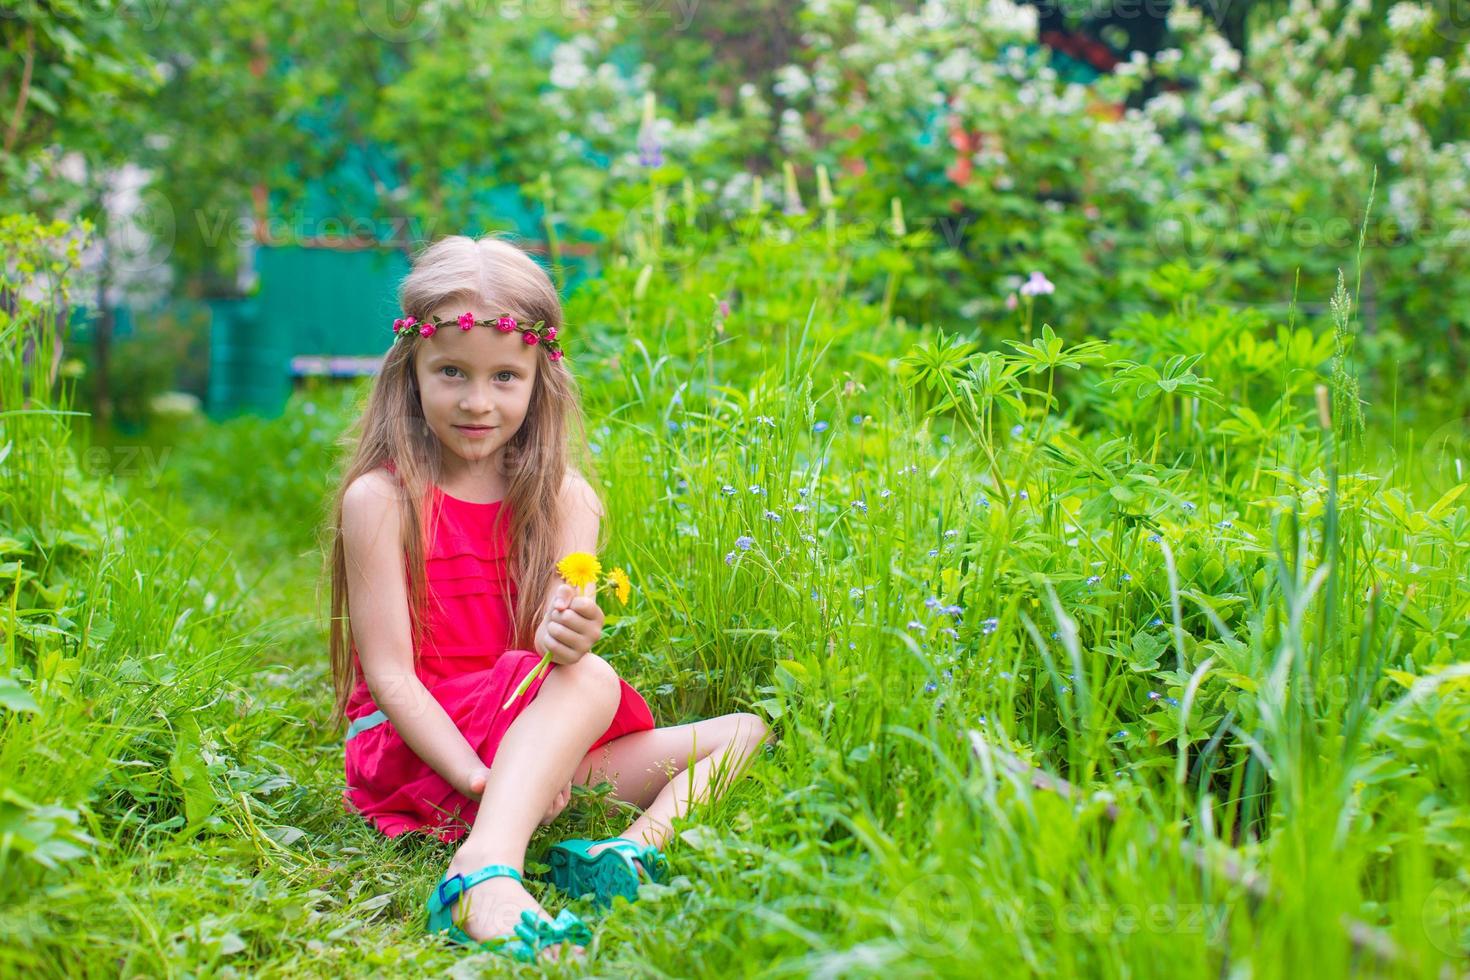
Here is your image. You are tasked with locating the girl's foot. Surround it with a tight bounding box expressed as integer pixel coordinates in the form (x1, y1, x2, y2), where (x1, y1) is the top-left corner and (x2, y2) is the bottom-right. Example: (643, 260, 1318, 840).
(443, 853, 579, 963)
(586, 838, 651, 876)
(542, 836, 670, 910)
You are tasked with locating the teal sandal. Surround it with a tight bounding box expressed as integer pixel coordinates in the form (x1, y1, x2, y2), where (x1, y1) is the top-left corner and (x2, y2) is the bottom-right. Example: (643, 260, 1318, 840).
(544, 837, 670, 909)
(425, 863, 592, 963)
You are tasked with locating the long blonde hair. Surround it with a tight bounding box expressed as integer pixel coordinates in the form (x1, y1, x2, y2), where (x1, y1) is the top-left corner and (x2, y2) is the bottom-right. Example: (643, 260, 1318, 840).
(325, 234, 599, 718)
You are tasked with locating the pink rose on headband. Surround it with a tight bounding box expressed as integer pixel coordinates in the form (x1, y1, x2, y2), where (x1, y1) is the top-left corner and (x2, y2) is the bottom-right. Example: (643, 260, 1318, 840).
(419, 323, 436, 338)
(545, 326, 557, 340)
(548, 349, 564, 362)
(523, 332, 539, 345)
(457, 312, 475, 330)
(495, 316, 517, 332)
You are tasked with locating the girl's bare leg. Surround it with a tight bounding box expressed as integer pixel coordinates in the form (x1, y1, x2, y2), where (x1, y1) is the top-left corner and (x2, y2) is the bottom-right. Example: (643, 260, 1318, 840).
(570, 712, 771, 859)
(445, 654, 622, 951)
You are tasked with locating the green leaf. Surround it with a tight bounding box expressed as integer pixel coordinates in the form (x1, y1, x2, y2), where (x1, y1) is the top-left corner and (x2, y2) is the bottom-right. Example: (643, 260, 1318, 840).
(751, 697, 784, 720)
(1427, 484, 1467, 520)
(26, 86, 60, 116)
(0, 789, 92, 869)
(0, 676, 39, 714)
(170, 717, 216, 833)
(775, 659, 808, 683)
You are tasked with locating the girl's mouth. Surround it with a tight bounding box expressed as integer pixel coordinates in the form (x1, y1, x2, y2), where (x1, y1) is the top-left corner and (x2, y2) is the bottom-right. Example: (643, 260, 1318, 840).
(454, 424, 496, 438)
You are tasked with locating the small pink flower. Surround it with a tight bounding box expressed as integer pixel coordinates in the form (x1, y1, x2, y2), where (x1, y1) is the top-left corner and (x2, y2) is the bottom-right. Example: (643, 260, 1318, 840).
(1005, 293, 1018, 311)
(523, 332, 539, 345)
(1019, 271, 1055, 297)
(458, 312, 476, 330)
(391, 318, 404, 332)
(495, 316, 517, 332)
(548, 349, 564, 361)
(545, 326, 557, 341)
(419, 323, 436, 338)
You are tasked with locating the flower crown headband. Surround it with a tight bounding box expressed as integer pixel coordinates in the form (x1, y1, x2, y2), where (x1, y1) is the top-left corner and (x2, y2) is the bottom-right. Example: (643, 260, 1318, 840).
(390, 311, 565, 362)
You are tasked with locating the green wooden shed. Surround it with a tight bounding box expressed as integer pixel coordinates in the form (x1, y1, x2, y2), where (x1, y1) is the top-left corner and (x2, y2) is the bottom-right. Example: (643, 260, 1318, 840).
(206, 177, 597, 419)
(205, 26, 630, 418)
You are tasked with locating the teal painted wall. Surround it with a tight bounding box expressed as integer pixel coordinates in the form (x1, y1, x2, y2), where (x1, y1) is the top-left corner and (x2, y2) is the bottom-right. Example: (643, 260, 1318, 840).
(255, 246, 411, 357)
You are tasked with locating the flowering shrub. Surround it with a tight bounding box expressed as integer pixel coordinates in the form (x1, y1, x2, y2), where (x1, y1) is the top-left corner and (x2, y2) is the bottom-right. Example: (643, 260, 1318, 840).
(707, 0, 1469, 380)
(544, 1, 1468, 385)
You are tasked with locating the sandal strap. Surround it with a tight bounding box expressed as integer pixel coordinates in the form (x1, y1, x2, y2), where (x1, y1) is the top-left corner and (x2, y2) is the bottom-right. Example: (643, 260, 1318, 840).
(593, 838, 648, 870)
(511, 907, 592, 951)
(433, 863, 523, 911)
(608, 837, 667, 876)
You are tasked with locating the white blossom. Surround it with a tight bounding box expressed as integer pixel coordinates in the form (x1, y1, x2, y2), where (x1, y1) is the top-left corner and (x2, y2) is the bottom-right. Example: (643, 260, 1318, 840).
(1386, 2, 1433, 38)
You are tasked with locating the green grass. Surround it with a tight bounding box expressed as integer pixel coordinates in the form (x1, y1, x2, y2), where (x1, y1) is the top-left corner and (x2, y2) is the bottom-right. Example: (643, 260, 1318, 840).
(2, 203, 1468, 977)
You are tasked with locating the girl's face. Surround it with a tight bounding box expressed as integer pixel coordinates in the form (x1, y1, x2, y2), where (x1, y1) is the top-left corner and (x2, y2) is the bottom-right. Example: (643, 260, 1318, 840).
(412, 304, 541, 484)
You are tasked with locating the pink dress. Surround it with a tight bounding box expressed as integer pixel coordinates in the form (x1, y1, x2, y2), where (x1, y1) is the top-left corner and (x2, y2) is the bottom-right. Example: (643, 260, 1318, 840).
(342, 468, 656, 841)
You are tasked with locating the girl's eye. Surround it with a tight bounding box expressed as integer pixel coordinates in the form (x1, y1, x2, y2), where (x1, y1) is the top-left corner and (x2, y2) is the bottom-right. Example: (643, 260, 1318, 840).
(439, 366, 515, 381)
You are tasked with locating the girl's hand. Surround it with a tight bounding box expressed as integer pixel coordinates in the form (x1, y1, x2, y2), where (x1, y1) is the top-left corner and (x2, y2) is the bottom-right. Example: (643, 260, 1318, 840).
(535, 584, 604, 665)
(540, 779, 572, 826)
(465, 765, 493, 802)
(466, 766, 570, 825)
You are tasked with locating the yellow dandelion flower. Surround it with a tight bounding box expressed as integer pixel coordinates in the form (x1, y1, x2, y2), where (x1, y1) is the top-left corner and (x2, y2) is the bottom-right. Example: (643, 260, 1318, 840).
(605, 567, 632, 605)
(556, 552, 602, 590)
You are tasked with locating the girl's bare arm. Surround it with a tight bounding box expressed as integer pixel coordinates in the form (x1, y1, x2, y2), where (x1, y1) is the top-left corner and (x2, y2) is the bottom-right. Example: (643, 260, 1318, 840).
(534, 472, 606, 664)
(340, 470, 486, 798)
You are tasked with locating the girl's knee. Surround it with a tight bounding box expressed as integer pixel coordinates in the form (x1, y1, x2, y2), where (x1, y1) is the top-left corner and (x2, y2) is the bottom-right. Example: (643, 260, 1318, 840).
(556, 653, 621, 720)
(730, 711, 771, 747)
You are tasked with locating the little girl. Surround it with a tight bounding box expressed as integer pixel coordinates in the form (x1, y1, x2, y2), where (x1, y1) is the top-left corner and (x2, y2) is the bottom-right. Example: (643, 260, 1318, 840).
(326, 235, 771, 963)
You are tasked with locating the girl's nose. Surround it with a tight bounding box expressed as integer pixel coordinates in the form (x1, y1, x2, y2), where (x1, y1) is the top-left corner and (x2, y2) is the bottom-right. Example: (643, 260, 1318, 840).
(459, 386, 495, 415)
